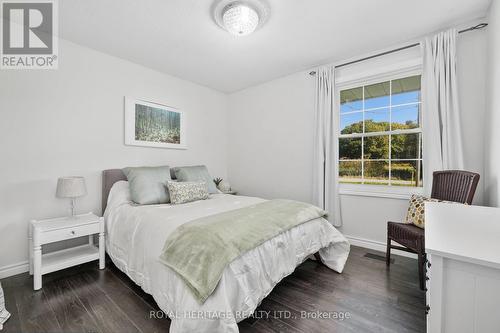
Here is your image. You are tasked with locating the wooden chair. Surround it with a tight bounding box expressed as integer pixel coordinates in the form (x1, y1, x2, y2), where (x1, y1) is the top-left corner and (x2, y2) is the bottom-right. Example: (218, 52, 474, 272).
(386, 170, 480, 290)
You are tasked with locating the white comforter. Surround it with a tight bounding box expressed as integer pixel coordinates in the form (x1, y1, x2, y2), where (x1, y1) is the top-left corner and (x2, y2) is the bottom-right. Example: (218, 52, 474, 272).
(105, 181, 350, 333)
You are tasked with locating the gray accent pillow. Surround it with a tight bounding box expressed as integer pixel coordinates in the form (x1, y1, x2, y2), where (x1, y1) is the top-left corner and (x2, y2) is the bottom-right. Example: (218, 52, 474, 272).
(172, 165, 218, 194)
(122, 166, 171, 205)
(167, 181, 209, 204)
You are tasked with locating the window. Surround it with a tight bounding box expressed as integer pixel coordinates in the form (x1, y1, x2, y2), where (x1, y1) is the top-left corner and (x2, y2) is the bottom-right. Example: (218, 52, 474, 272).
(338, 75, 422, 187)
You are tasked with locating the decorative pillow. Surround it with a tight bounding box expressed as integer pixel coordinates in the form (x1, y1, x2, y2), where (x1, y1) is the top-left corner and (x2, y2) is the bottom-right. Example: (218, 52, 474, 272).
(171, 165, 218, 194)
(122, 166, 171, 205)
(167, 181, 209, 204)
(405, 194, 463, 229)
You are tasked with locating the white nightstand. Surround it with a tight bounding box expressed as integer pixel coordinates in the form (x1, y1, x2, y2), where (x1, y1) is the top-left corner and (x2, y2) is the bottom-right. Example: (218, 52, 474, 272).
(28, 212, 105, 290)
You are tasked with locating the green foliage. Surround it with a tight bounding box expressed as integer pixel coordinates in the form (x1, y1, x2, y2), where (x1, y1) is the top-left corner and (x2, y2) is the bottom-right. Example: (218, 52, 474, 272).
(364, 161, 387, 179)
(364, 135, 389, 159)
(339, 138, 362, 159)
(135, 105, 181, 144)
(339, 160, 419, 185)
(136, 128, 180, 144)
(391, 162, 418, 181)
(339, 161, 361, 178)
(339, 120, 421, 186)
(339, 120, 419, 161)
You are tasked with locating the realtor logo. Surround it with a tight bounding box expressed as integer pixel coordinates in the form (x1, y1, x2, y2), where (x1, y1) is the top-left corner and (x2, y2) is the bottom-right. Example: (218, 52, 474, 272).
(1, 0, 58, 69)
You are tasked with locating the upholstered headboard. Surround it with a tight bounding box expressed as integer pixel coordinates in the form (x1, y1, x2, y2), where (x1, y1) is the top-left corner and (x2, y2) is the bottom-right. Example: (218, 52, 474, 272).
(102, 167, 179, 213)
(102, 169, 127, 213)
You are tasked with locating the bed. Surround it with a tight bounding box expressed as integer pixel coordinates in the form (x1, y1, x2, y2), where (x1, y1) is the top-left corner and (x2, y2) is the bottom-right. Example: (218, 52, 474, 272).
(102, 169, 350, 333)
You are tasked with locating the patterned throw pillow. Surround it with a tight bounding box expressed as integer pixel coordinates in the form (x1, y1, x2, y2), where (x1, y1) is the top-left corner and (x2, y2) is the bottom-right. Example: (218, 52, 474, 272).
(406, 195, 438, 228)
(405, 194, 463, 229)
(167, 181, 209, 205)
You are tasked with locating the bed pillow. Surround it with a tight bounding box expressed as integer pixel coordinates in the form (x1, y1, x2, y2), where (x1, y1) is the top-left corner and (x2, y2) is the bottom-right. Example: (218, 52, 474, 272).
(405, 194, 463, 229)
(122, 166, 171, 205)
(167, 181, 209, 204)
(171, 165, 218, 194)
(106, 181, 131, 210)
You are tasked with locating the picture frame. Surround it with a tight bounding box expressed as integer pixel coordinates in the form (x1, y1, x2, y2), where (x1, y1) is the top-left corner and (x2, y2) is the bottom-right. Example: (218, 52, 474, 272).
(124, 97, 187, 149)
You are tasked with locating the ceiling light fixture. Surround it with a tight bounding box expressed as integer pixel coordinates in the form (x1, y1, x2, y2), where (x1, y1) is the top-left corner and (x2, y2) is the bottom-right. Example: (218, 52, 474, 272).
(213, 0, 270, 36)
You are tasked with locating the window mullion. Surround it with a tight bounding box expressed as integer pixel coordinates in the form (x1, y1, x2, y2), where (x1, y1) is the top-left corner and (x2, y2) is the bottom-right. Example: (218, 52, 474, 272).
(361, 85, 365, 184)
(339, 127, 421, 139)
(389, 79, 392, 186)
(418, 99, 423, 187)
(417, 133, 422, 187)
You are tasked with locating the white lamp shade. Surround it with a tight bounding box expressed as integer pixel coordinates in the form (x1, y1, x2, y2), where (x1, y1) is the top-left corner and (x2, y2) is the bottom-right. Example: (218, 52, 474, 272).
(56, 177, 87, 198)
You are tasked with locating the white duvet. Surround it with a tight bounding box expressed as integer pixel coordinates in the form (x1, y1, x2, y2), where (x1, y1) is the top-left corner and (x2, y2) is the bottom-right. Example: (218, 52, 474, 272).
(105, 181, 350, 333)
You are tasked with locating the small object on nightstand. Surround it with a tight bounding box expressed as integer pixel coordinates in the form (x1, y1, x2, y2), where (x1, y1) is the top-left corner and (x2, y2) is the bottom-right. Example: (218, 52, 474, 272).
(214, 177, 235, 194)
(214, 177, 236, 194)
(28, 212, 105, 290)
(222, 190, 237, 195)
(56, 176, 87, 217)
(217, 180, 231, 192)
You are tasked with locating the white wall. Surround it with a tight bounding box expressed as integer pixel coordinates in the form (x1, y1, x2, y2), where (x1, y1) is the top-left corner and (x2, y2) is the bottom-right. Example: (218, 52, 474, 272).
(228, 29, 487, 246)
(457, 27, 488, 205)
(0, 39, 228, 276)
(485, 0, 500, 207)
(227, 71, 315, 204)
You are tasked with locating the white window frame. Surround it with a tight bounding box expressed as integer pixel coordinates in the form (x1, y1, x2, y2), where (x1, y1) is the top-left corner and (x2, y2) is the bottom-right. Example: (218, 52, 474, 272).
(336, 66, 424, 200)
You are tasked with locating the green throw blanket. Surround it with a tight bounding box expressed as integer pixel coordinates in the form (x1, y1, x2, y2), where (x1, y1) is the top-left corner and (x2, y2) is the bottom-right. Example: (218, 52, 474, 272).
(159, 199, 327, 303)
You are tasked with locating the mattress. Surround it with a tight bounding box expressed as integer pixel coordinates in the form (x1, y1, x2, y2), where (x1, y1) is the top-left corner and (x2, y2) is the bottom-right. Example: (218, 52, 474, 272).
(105, 181, 350, 333)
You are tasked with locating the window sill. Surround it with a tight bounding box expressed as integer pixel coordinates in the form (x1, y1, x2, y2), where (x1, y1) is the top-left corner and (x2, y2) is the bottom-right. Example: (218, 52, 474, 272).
(339, 184, 423, 200)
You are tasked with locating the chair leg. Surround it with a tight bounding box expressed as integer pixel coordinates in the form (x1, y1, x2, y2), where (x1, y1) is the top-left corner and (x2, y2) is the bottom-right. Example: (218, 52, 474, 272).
(418, 252, 425, 291)
(386, 238, 391, 266)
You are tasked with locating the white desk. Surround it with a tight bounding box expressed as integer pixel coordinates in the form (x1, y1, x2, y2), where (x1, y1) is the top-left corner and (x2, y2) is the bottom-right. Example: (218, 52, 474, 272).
(425, 203, 500, 333)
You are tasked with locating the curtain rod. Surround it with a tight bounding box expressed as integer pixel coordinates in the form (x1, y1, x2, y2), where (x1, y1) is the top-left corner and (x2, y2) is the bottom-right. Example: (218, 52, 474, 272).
(309, 22, 488, 76)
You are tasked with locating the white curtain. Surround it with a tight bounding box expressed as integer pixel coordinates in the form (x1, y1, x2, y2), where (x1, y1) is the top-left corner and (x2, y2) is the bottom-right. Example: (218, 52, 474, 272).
(422, 28, 464, 194)
(312, 66, 342, 227)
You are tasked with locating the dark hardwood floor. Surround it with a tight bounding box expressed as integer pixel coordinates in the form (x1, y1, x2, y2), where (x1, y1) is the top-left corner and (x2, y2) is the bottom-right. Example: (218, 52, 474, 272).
(1, 246, 425, 333)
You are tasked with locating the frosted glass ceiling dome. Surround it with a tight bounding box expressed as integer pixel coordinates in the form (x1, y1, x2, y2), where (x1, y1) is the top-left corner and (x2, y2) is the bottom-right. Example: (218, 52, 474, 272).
(214, 0, 270, 36)
(223, 4, 259, 36)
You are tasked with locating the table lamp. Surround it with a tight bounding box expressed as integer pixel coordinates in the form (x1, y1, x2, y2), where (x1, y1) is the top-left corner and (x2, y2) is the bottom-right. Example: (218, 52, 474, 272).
(56, 176, 87, 217)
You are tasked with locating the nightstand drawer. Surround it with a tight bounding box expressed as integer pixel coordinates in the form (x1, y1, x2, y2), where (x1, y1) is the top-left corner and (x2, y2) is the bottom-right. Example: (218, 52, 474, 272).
(39, 223, 100, 244)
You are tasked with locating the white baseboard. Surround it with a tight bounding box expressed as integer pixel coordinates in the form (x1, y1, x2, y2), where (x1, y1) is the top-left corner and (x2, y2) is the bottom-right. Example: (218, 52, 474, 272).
(0, 261, 29, 280)
(346, 235, 417, 259)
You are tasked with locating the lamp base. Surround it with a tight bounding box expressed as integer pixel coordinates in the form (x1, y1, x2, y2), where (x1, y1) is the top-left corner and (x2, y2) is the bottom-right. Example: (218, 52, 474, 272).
(69, 198, 77, 218)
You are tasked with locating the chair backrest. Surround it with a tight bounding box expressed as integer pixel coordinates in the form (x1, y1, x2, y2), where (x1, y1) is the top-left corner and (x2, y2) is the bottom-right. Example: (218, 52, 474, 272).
(431, 170, 480, 205)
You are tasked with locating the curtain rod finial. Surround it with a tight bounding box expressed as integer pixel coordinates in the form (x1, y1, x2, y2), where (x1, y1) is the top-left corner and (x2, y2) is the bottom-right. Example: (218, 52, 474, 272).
(309, 71, 316, 76)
